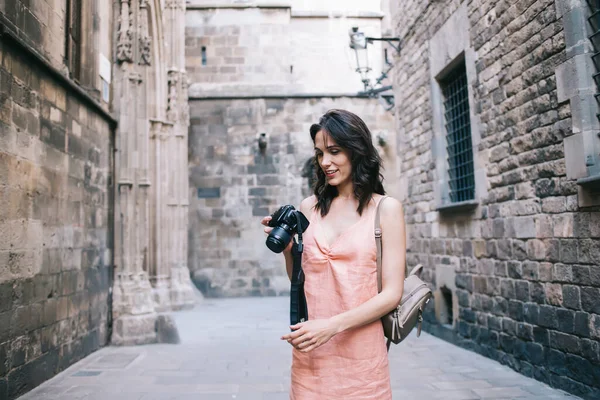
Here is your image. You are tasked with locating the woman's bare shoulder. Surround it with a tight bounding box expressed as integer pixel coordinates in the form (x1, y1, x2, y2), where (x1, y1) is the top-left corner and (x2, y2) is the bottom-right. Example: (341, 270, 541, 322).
(378, 195, 403, 217)
(299, 195, 317, 214)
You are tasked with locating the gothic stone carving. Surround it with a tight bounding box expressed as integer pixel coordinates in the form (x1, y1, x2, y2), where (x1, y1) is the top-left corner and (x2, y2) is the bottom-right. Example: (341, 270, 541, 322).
(117, 0, 133, 63)
(167, 69, 179, 122)
(165, 0, 184, 9)
(139, 0, 152, 66)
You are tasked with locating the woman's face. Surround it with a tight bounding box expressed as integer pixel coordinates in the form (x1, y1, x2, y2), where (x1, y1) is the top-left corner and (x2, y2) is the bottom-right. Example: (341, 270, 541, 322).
(314, 130, 352, 188)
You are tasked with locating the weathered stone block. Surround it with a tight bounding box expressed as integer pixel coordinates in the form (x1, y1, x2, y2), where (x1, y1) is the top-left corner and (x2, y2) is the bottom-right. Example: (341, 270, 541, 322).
(573, 312, 590, 338)
(581, 287, 600, 315)
(581, 338, 600, 365)
(563, 285, 581, 310)
(557, 308, 575, 334)
(508, 300, 524, 321)
(512, 240, 527, 260)
(553, 263, 573, 283)
(559, 239, 578, 263)
(526, 239, 546, 260)
(515, 281, 530, 302)
(530, 282, 546, 304)
(538, 305, 558, 329)
(547, 348, 568, 376)
(508, 261, 522, 279)
(0, 310, 12, 344)
(545, 283, 563, 306)
(541, 197, 566, 213)
(500, 279, 515, 299)
(550, 331, 581, 355)
(492, 296, 508, 316)
(513, 216, 536, 238)
(577, 239, 600, 264)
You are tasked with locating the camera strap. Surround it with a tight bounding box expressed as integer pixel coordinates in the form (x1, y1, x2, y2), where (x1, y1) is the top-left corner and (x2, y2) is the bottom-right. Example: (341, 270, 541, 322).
(290, 212, 308, 327)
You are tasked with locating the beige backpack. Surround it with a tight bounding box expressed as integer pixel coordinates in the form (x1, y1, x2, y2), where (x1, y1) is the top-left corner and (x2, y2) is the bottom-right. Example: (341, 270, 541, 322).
(375, 196, 433, 350)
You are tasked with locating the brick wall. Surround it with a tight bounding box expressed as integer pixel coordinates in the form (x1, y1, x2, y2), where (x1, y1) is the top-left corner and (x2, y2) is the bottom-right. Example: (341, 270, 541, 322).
(392, 0, 600, 398)
(188, 97, 396, 297)
(0, 3, 114, 399)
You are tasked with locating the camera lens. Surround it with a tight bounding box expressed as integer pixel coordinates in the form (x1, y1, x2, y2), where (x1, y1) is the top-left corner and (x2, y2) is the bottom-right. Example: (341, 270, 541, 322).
(266, 226, 292, 253)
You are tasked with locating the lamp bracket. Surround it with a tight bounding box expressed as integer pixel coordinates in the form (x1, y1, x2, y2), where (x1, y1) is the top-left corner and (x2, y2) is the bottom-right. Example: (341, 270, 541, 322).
(365, 37, 401, 54)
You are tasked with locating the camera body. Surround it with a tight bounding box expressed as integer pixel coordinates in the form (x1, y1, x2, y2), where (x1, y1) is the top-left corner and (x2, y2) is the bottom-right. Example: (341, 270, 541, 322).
(266, 205, 309, 253)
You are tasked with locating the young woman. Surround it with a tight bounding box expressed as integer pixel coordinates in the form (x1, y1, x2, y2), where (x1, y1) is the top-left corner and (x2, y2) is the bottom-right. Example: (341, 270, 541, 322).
(262, 109, 406, 399)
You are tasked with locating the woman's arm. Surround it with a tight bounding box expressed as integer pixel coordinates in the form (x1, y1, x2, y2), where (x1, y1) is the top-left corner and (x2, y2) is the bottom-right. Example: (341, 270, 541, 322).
(283, 196, 406, 352)
(330, 197, 406, 332)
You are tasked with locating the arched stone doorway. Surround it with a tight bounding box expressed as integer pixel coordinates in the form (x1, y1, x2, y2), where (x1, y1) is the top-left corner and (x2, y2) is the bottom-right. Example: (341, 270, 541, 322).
(111, 0, 196, 346)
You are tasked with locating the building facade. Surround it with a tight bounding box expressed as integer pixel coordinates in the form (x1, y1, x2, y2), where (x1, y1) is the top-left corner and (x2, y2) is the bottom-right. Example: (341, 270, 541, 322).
(392, 0, 600, 398)
(186, 0, 399, 297)
(0, 1, 197, 398)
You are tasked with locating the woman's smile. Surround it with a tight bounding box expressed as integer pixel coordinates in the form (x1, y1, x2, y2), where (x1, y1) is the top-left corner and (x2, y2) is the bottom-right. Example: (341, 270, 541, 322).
(325, 169, 338, 178)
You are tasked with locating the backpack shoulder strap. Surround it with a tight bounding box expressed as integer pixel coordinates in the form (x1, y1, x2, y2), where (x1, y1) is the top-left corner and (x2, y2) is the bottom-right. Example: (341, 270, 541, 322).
(375, 196, 389, 293)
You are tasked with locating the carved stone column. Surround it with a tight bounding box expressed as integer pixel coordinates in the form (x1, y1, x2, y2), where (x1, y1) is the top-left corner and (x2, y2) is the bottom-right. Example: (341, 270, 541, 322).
(111, 0, 159, 345)
(164, 0, 197, 310)
(149, 119, 175, 312)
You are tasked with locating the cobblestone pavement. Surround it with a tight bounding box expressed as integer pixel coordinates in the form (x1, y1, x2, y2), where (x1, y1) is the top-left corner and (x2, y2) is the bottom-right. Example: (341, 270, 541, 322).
(19, 297, 579, 400)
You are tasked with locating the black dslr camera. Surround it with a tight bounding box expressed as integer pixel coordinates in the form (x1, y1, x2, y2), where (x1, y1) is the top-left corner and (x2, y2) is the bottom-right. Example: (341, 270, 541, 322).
(266, 205, 310, 253)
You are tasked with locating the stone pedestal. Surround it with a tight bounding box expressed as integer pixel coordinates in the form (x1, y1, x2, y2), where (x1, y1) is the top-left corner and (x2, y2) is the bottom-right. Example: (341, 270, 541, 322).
(170, 266, 198, 310)
(111, 271, 158, 345)
(152, 275, 173, 312)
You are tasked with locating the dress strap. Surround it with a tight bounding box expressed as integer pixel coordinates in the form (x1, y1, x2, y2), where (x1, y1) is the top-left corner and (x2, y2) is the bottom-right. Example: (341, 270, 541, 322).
(374, 196, 389, 293)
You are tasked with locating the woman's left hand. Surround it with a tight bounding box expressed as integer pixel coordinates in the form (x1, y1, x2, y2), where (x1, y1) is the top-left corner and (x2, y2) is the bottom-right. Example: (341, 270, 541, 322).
(281, 319, 339, 352)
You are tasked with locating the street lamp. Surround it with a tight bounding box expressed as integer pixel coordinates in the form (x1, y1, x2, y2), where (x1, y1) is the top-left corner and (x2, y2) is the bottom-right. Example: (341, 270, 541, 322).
(348, 27, 371, 91)
(348, 26, 400, 111)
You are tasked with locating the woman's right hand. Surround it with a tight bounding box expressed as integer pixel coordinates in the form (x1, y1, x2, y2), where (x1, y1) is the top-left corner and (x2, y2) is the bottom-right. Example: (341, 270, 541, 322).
(261, 216, 294, 254)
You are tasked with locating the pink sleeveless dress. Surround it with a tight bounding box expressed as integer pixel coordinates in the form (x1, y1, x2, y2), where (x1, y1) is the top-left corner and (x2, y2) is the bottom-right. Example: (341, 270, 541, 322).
(290, 197, 392, 399)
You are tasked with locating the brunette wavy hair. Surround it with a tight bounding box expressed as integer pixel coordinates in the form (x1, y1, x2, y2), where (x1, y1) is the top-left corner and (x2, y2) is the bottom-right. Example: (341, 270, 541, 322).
(309, 109, 385, 216)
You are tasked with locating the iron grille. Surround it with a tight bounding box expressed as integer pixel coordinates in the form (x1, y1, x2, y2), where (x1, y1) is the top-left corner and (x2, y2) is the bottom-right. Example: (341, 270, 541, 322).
(588, 0, 600, 121)
(441, 63, 475, 203)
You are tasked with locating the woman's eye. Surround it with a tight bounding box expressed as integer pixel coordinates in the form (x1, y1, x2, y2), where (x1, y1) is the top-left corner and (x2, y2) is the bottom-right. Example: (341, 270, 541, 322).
(330, 150, 339, 155)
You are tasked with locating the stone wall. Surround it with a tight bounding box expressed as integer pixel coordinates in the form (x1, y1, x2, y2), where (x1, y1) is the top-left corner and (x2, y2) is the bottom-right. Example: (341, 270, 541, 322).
(0, 2, 114, 399)
(185, 3, 384, 97)
(188, 97, 396, 297)
(392, 0, 600, 398)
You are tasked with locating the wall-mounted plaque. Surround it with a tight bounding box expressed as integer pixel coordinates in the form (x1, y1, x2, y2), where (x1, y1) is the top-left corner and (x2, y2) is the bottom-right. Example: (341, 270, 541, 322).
(197, 187, 221, 198)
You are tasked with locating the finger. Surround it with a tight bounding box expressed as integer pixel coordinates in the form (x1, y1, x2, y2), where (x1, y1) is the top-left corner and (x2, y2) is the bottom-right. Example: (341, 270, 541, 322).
(261, 216, 272, 226)
(301, 342, 318, 353)
(281, 324, 304, 341)
(290, 328, 306, 340)
(264, 227, 273, 234)
(298, 337, 316, 349)
(292, 339, 309, 349)
(291, 333, 311, 347)
(281, 329, 302, 341)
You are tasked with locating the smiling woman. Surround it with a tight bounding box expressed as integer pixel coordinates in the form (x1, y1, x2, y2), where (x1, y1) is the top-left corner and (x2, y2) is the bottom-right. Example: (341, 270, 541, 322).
(309, 109, 386, 217)
(261, 109, 406, 399)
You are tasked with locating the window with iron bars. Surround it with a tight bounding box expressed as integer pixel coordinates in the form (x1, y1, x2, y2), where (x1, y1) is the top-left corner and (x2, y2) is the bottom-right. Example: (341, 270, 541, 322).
(65, 0, 82, 82)
(440, 61, 475, 203)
